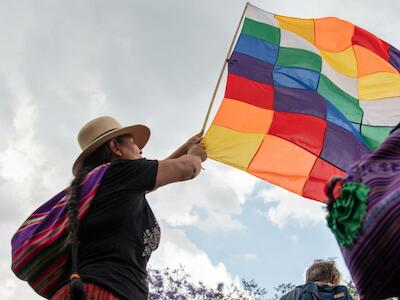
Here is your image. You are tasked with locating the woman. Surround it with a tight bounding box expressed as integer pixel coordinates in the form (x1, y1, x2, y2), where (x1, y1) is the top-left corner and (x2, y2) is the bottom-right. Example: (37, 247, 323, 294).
(51, 116, 207, 300)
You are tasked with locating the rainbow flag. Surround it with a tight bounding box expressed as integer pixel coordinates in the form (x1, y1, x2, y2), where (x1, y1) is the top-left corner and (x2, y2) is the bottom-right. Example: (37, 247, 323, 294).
(203, 4, 400, 201)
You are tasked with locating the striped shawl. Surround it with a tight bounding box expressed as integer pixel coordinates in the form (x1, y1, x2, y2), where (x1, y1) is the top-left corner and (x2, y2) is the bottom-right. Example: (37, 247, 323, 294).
(11, 164, 109, 298)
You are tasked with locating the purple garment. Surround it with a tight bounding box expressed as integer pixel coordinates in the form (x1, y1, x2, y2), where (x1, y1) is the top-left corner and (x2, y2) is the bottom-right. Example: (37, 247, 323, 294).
(335, 126, 400, 300)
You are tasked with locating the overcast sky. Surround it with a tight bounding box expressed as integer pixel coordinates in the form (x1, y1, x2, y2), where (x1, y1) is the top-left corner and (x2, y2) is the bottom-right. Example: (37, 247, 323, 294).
(1, 0, 400, 299)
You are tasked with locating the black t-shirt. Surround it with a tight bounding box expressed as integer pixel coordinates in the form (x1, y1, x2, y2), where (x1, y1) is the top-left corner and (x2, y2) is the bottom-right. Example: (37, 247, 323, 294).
(77, 159, 160, 300)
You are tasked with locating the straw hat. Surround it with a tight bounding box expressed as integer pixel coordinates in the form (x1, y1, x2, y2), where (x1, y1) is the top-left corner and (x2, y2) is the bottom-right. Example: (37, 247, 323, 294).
(72, 116, 150, 175)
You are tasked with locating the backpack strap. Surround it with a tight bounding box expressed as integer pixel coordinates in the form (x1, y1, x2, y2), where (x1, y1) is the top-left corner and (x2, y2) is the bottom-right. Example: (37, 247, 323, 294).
(301, 283, 320, 300)
(330, 285, 352, 300)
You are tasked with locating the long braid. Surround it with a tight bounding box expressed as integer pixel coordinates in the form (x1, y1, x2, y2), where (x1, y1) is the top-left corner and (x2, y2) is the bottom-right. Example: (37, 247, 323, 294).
(68, 166, 91, 300)
(66, 139, 119, 300)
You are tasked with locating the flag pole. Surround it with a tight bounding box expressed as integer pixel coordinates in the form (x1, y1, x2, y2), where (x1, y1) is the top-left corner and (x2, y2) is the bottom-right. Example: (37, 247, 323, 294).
(201, 2, 249, 133)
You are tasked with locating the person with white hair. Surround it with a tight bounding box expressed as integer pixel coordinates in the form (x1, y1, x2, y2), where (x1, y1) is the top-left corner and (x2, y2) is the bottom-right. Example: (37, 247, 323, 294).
(280, 259, 352, 300)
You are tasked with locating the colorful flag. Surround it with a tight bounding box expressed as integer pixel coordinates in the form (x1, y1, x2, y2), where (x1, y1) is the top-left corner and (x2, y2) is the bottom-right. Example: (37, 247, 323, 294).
(203, 4, 400, 201)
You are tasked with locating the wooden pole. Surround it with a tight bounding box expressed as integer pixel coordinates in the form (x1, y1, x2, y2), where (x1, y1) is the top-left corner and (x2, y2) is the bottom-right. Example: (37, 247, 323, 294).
(201, 2, 249, 133)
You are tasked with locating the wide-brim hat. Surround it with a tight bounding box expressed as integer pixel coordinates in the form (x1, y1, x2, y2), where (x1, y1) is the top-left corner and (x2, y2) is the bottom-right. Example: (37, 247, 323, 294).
(72, 116, 150, 175)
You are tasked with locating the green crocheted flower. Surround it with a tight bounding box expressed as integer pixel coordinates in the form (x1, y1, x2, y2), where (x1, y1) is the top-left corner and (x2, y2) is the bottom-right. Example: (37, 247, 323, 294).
(326, 182, 370, 247)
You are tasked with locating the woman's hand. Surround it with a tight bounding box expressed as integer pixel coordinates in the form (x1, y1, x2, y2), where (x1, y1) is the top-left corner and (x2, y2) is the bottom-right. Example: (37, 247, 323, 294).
(184, 131, 203, 150)
(187, 143, 207, 162)
(155, 131, 207, 190)
(166, 131, 204, 159)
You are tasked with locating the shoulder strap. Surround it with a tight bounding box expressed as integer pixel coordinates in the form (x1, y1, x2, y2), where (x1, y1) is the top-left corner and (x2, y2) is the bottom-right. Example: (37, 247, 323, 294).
(301, 283, 320, 300)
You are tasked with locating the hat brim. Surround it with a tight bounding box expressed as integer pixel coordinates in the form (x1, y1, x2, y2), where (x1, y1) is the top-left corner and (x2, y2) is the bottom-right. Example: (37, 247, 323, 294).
(72, 124, 150, 175)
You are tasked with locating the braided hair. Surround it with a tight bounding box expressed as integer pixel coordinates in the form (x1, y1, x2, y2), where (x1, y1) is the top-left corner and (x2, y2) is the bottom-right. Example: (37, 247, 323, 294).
(67, 135, 125, 299)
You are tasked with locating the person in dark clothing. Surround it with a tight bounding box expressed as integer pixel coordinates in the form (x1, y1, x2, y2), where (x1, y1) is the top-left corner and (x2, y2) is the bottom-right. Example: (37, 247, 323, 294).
(51, 116, 207, 300)
(280, 259, 351, 300)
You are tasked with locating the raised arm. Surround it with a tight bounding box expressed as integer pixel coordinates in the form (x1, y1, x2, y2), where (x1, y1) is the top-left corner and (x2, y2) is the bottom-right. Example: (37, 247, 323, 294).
(154, 143, 207, 189)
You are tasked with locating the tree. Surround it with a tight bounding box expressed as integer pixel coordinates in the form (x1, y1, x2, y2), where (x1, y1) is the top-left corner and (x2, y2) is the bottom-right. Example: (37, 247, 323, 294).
(269, 283, 296, 300)
(148, 266, 293, 300)
(343, 277, 358, 299)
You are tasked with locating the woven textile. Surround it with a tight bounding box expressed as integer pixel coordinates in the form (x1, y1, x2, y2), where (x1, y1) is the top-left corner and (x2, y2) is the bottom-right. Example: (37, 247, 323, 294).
(331, 128, 400, 300)
(11, 164, 109, 298)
